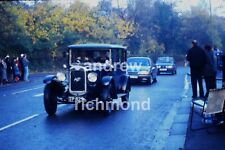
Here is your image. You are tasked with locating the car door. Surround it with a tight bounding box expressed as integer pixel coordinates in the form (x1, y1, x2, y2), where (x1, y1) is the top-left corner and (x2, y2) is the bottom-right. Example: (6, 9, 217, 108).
(111, 48, 127, 90)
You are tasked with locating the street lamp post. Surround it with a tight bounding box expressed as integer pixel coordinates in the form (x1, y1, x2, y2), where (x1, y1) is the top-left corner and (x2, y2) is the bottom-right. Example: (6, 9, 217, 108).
(208, 0, 214, 46)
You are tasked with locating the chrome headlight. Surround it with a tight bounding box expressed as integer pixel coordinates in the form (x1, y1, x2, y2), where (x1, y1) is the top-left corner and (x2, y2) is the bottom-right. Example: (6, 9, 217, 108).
(56, 72, 66, 81)
(88, 72, 98, 82)
(138, 71, 150, 75)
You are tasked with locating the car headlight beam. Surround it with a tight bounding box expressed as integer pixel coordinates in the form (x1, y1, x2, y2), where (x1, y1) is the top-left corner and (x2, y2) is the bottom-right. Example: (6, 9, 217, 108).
(88, 72, 98, 82)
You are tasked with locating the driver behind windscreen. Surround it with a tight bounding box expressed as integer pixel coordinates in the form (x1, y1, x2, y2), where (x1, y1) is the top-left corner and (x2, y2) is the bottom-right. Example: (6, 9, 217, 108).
(95, 51, 109, 63)
(76, 51, 89, 63)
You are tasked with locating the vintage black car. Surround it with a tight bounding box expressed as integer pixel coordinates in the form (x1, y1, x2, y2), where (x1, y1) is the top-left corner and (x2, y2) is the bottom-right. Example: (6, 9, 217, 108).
(43, 44, 131, 115)
(156, 57, 177, 75)
(127, 57, 157, 84)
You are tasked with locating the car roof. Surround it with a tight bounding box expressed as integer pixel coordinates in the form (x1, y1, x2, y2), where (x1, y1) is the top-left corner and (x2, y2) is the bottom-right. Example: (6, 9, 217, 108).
(157, 56, 174, 59)
(68, 43, 126, 50)
(156, 57, 174, 63)
(128, 57, 151, 60)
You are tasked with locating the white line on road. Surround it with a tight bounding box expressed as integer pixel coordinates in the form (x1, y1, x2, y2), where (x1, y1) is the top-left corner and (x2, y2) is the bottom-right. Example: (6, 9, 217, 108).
(33, 93, 44, 97)
(0, 114, 39, 132)
(12, 86, 44, 95)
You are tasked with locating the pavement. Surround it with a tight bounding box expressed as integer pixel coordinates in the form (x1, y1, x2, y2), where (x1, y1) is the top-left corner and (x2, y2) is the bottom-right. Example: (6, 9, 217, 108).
(184, 78, 225, 150)
(150, 70, 225, 150)
(0, 67, 224, 150)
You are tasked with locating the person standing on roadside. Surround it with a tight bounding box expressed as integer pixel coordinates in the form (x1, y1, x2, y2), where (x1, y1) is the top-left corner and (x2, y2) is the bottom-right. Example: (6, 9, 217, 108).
(0, 58, 3, 85)
(186, 40, 207, 99)
(0, 58, 7, 84)
(22, 54, 29, 81)
(19, 54, 24, 81)
(221, 50, 225, 88)
(5, 55, 13, 82)
(13, 57, 21, 82)
(203, 45, 217, 98)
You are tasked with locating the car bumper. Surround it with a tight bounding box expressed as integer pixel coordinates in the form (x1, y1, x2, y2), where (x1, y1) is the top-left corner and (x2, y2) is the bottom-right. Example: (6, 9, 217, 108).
(157, 68, 175, 73)
(129, 75, 150, 82)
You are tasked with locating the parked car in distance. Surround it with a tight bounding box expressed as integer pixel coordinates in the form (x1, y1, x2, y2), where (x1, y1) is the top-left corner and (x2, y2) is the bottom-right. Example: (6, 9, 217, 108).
(156, 57, 177, 75)
(127, 57, 157, 84)
(43, 44, 131, 115)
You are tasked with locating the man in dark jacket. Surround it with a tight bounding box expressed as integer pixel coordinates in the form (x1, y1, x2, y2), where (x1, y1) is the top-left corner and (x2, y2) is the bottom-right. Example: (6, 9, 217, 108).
(222, 52, 225, 87)
(19, 54, 24, 81)
(186, 40, 207, 99)
(5, 55, 13, 83)
(0, 58, 3, 84)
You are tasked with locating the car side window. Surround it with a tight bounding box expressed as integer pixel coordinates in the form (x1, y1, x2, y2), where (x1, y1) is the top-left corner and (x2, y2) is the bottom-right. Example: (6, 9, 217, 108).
(112, 49, 126, 63)
(112, 49, 120, 63)
(122, 49, 126, 63)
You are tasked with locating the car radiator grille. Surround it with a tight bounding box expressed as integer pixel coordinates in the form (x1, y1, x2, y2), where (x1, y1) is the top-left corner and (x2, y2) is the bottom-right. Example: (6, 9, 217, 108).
(70, 68, 85, 92)
(128, 72, 138, 76)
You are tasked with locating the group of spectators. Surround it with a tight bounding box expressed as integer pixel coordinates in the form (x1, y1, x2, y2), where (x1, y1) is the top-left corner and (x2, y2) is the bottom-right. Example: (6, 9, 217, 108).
(0, 54, 29, 85)
(186, 40, 221, 99)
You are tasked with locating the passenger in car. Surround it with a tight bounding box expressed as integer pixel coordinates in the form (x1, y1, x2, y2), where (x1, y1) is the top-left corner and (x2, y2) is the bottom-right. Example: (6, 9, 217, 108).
(95, 51, 109, 63)
(76, 51, 89, 63)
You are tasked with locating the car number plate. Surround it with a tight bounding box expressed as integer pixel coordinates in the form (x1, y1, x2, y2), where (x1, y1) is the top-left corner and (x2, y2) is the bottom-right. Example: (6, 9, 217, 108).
(68, 97, 86, 103)
(160, 68, 167, 71)
(130, 75, 138, 79)
(74, 97, 86, 103)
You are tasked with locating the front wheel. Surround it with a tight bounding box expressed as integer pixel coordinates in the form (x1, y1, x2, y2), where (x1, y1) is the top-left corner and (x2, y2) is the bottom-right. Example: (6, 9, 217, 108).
(44, 85, 57, 115)
(121, 80, 130, 106)
(103, 101, 113, 115)
(172, 70, 176, 75)
(101, 84, 114, 116)
(121, 93, 129, 103)
(147, 76, 152, 85)
(121, 92, 129, 107)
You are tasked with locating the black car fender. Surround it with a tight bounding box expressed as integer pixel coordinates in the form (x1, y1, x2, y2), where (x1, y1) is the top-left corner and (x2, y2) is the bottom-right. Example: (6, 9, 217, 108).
(101, 76, 117, 99)
(119, 75, 131, 92)
(43, 75, 56, 84)
(43, 76, 65, 97)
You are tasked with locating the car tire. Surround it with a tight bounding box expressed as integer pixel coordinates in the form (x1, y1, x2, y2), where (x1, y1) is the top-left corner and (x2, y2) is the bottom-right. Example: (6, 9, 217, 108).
(44, 84, 57, 116)
(121, 92, 129, 102)
(103, 101, 112, 116)
(147, 77, 152, 85)
(101, 84, 114, 116)
(172, 70, 176, 75)
(121, 92, 129, 107)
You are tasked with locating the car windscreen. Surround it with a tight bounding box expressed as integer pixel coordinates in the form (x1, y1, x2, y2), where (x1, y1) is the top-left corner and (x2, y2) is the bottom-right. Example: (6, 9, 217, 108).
(70, 49, 110, 64)
(156, 57, 173, 63)
(127, 58, 150, 66)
